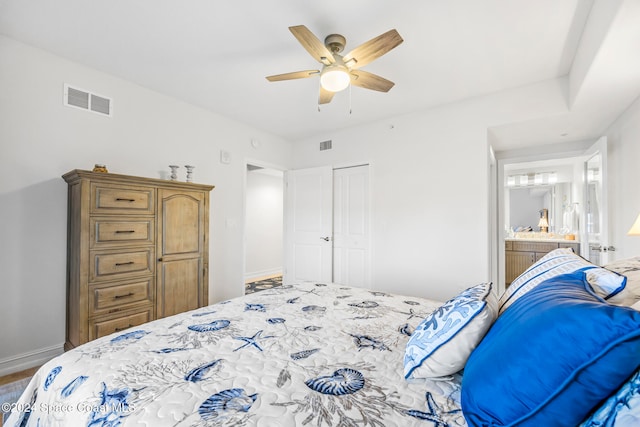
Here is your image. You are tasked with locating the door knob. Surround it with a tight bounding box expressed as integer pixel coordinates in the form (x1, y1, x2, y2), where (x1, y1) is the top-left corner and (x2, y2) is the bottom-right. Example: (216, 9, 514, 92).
(589, 245, 616, 252)
(320, 236, 331, 242)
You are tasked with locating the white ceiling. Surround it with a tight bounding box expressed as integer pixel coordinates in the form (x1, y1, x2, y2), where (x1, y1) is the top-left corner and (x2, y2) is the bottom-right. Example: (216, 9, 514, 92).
(1, 0, 640, 150)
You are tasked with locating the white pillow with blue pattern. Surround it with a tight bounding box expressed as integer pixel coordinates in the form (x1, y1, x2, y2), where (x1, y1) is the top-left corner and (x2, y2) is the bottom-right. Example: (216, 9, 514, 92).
(404, 282, 497, 379)
(499, 248, 627, 314)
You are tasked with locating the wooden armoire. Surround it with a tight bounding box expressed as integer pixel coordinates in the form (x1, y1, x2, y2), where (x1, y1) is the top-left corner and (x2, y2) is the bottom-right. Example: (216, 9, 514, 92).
(62, 169, 214, 350)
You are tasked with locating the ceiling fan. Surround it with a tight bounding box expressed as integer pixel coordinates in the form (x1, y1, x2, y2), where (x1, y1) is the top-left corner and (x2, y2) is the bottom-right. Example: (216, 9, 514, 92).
(266, 25, 403, 104)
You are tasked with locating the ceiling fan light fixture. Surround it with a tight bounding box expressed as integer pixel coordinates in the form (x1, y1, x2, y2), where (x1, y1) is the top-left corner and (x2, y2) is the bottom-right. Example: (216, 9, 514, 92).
(320, 65, 350, 92)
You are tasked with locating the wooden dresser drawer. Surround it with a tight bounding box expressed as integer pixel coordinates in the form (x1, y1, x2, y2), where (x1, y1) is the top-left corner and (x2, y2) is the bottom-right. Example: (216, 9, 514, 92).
(91, 183, 154, 215)
(89, 309, 153, 340)
(90, 248, 154, 282)
(91, 217, 155, 248)
(89, 278, 153, 314)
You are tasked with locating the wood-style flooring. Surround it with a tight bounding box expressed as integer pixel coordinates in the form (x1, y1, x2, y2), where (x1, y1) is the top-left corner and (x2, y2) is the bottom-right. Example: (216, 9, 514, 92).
(0, 366, 38, 387)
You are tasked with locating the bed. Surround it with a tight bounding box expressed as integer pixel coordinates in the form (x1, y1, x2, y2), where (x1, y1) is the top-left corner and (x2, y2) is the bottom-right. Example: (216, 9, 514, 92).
(5, 282, 467, 426)
(5, 252, 640, 426)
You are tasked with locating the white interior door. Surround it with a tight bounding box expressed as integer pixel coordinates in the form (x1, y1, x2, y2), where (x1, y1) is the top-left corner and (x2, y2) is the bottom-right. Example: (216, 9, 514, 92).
(333, 165, 370, 287)
(284, 166, 333, 283)
(581, 136, 613, 265)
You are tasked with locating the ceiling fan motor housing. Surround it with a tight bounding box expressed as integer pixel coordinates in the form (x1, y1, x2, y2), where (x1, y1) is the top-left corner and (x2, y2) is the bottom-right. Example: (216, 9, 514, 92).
(324, 34, 346, 53)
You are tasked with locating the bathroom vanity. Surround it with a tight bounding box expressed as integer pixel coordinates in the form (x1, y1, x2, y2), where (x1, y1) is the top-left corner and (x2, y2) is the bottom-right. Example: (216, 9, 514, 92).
(505, 237, 580, 286)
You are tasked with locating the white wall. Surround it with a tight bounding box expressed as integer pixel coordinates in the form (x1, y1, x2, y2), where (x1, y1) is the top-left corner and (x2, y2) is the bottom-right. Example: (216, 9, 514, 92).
(0, 36, 292, 373)
(291, 116, 485, 302)
(245, 169, 283, 280)
(291, 79, 573, 302)
(606, 94, 640, 259)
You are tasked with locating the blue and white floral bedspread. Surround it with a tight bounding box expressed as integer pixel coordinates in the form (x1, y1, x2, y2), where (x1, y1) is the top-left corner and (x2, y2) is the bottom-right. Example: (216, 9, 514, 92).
(6, 282, 467, 427)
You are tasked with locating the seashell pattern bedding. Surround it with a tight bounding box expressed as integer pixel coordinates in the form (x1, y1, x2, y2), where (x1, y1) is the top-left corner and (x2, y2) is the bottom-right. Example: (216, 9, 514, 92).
(5, 282, 467, 427)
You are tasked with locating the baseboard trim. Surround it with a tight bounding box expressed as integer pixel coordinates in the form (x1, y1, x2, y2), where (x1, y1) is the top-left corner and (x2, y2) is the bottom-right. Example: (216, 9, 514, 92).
(245, 268, 282, 283)
(0, 345, 63, 377)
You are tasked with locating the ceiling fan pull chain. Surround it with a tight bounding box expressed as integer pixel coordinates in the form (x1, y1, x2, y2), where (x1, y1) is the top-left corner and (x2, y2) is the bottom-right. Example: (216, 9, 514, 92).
(349, 83, 352, 115)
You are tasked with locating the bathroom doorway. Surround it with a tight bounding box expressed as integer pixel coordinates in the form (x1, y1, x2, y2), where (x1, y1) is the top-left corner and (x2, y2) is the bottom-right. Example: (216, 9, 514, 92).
(495, 137, 611, 293)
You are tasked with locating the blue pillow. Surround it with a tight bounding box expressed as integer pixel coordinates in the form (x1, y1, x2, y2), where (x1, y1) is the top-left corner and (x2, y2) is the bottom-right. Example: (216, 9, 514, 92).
(404, 282, 497, 378)
(462, 271, 640, 427)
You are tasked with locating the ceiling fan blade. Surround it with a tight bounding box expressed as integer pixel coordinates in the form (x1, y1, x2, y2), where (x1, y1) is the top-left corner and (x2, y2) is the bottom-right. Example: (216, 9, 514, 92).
(289, 25, 335, 65)
(350, 70, 395, 92)
(266, 70, 319, 82)
(342, 29, 403, 69)
(319, 86, 335, 104)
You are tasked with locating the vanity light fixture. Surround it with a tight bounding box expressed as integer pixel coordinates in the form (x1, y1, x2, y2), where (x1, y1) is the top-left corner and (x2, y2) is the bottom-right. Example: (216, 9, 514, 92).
(506, 171, 558, 188)
(538, 216, 549, 233)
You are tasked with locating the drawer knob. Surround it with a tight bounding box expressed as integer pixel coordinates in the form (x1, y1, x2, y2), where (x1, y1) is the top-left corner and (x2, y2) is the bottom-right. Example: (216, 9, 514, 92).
(115, 324, 133, 332)
(115, 198, 136, 202)
(115, 230, 136, 234)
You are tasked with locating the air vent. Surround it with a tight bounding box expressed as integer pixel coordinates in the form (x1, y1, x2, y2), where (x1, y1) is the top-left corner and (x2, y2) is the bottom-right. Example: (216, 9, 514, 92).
(319, 140, 332, 151)
(64, 84, 112, 117)
(67, 86, 89, 109)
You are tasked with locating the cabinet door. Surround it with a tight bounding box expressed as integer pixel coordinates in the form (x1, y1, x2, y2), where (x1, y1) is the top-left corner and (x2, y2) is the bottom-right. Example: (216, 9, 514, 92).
(157, 189, 206, 318)
(505, 252, 535, 285)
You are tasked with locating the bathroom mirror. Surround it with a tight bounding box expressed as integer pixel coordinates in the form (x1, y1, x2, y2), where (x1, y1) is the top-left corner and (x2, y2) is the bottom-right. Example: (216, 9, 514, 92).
(506, 182, 573, 234)
(504, 159, 583, 239)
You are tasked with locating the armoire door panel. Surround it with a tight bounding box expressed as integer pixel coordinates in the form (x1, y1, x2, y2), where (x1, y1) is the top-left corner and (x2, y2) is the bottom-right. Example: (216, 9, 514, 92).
(160, 191, 203, 257)
(158, 258, 201, 318)
(157, 188, 207, 319)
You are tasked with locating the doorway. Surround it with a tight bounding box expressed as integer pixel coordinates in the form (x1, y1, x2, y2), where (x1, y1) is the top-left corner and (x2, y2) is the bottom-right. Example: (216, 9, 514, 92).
(495, 138, 612, 293)
(244, 163, 284, 291)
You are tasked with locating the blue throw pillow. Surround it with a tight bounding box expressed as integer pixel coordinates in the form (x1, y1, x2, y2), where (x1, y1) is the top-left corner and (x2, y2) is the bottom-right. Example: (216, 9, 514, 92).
(462, 271, 640, 427)
(404, 282, 497, 378)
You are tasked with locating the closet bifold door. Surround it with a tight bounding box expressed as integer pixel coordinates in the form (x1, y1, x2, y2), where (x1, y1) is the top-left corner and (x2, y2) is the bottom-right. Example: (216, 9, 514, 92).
(156, 188, 208, 318)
